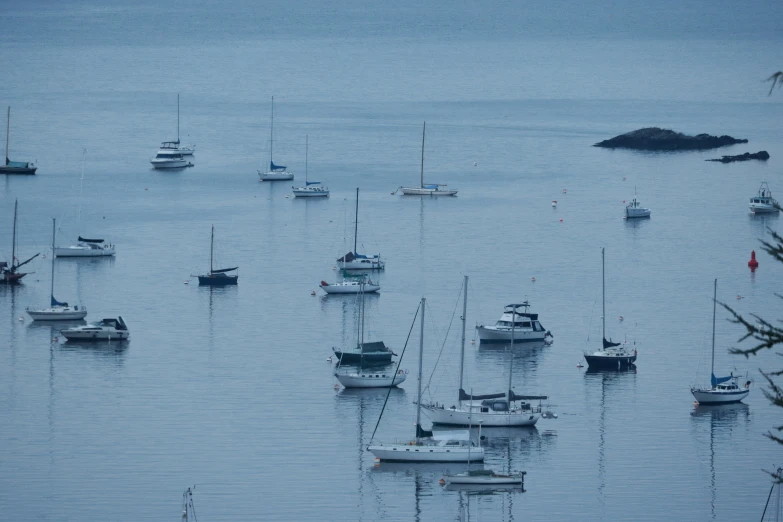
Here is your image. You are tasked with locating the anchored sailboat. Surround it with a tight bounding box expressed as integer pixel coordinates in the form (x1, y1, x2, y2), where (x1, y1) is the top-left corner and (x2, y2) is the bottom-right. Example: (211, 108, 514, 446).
(396, 122, 457, 196)
(0, 107, 37, 175)
(258, 96, 293, 181)
(1, 199, 39, 284)
(27, 218, 87, 320)
(197, 225, 238, 286)
(337, 188, 385, 270)
(292, 135, 328, 197)
(159, 93, 195, 155)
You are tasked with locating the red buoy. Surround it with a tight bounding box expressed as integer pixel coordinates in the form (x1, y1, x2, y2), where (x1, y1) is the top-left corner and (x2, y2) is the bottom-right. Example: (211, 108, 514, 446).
(748, 250, 759, 271)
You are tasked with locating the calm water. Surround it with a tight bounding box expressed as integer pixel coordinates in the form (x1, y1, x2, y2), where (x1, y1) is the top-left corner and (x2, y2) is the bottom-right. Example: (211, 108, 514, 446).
(2, 1, 783, 520)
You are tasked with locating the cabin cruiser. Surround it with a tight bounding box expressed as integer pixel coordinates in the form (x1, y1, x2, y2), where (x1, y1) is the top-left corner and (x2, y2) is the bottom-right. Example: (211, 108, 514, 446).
(749, 182, 779, 213)
(150, 150, 191, 169)
(60, 316, 129, 341)
(54, 236, 115, 257)
(625, 197, 651, 218)
(476, 302, 551, 344)
(159, 140, 195, 156)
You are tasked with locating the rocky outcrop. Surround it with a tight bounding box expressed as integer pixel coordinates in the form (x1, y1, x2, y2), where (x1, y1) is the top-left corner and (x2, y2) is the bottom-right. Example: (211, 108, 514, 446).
(706, 151, 770, 163)
(594, 127, 748, 151)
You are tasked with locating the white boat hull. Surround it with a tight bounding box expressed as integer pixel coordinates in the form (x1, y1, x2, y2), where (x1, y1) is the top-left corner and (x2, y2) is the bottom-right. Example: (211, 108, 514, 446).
(338, 259, 385, 270)
(626, 208, 651, 218)
(259, 170, 294, 181)
(27, 306, 88, 321)
(335, 370, 407, 388)
(293, 187, 329, 197)
(151, 159, 190, 169)
(445, 473, 524, 485)
(61, 330, 129, 341)
(422, 404, 540, 427)
(54, 245, 115, 257)
(691, 387, 749, 404)
(749, 203, 778, 213)
(400, 187, 458, 196)
(368, 444, 484, 462)
(476, 326, 547, 343)
(321, 283, 380, 294)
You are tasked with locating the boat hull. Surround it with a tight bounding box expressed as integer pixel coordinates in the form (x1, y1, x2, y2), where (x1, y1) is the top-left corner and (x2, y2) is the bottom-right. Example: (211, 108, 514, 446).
(321, 283, 380, 294)
(584, 353, 637, 369)
(335, 370, 407, 388)
(54, 246, 115, 257)
(27, 307, 88, 321)
(332, 351, 392, 365)
(258, 170, 294, 181)
(60, 330, 129, 341)
(625, 208, 651, 218)
(400, 187, 457, 196)
(368, 444, 483, 462)
(445, 473, 524, 485)
(691, 388, 749, 404)
(198, 275, 238, 286)
(151, 159, 190, 169)
(476, 326, 547, 343)
(0, 166, 36, 175)
(422, 405, 540, 427)
(1, 272, 27, 284)
(293, 188, 329, 197)
(749, 203, 779, 213)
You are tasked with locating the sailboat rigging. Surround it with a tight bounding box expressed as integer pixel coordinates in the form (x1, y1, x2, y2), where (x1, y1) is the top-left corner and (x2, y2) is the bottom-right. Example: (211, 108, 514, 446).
(159, 93, 195, 155)
(197, 225, 238, 286)
(337, 188, 385, 270)
(258, 96, 294, 181)
(0, 106, 37, 175)
(292, 135, 329, 197)
(396, 122, 457, 196)
(1, 199, 39, 284)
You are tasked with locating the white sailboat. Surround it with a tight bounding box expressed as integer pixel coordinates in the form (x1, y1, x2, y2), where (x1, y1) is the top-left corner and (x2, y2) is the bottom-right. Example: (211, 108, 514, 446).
(292, 135, 329, 197)
(368, 297, 484, 462)
(334, 285, 406, 388)
(158, 93, 195, 156)
(422, 276, 547, 427)
(258, 96, 294, 181)
(336, 188, 385, 270)
(54, 150, 116, 258)
(0, 107, 37, 175)
(396, 122, 457, 196)
(26, 218, 87, 321)
(690, 279, 751, 404)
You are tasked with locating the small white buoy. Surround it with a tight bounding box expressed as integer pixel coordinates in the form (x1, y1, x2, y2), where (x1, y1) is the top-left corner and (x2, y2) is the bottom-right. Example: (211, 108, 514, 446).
(18, 316, 24, 321)
(552, 200, 557, 207)
(618, 316, 624, 322)
(334, 384, 340, 390)
(332, 266, 337, 270)
(471, 339, 476, 344)
(52, 337, 58, 342)
(327, 356, 333, 363)
(184, 280, 189, 284)
(473, 161, 477, 166)
(577, 363, 584, 368)
(562, 188, 567, 194)
(285, 194, 290, 198)
(736, 295, 744, 300)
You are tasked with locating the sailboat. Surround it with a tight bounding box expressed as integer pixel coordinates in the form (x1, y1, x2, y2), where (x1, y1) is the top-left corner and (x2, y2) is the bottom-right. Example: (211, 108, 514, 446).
(422, 276, 547, 427)
(258, 96, 294, 181)
(583, 248, 638, 369)
(197, 225, 238, 286)
(26, 218, 87, 320)
(396, 122, 457, 196)
(1, 199, 39, 284)
(0, 107, 37, 175)
(368, 297, 484, 462)
(334, 284, 407, 388)
(158, 94, 195, 156)
(54, 150, 116, 257)
(292, 135, 328, 197)
(690, 279, 751, 404)
(337, 188, 385, 270)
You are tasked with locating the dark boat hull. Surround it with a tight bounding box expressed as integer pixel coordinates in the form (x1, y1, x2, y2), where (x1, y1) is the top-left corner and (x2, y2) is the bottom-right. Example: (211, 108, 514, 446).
(198, 275, 238, 286)
(584, 354, 637, 370)
(1, 272, 27, 284)
(0, 166, 36, 175)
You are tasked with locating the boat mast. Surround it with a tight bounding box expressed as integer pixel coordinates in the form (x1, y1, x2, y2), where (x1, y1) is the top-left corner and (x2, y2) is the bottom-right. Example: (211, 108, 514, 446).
(11, 198, 17, 269)
(209, 225, 214, 274)
(458, 275, 468, 407)
(177, 94, 180, 143)
(4, 107, 9, 164)
(305, 135, 308, 184)
(508, 305, 515, 404)
(50, 218, 56, 299)
(353, 187, 359, 254)
(602, 247, 606, 342)
(711, 278, 717, 383)
(415, 297, 425, 442)
(77, 148, 85, 228)
(420, 122, 426, 188)
(269, 96, 274, 166)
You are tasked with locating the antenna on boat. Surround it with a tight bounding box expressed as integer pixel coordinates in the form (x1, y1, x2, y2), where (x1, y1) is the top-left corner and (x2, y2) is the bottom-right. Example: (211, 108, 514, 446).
(177, 93, 180, 143)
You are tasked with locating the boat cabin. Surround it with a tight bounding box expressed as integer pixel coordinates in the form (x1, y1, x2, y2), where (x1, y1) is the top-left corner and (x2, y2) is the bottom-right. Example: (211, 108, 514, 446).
(154, 151, 185, 160)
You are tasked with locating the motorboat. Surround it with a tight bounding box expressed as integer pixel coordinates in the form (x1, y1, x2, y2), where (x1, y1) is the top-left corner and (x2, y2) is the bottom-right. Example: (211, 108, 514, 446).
(583, 248, 638, 369)
(367, 298, 484, 463)
(0, 107, 37, 175)
(61, 316, 129, 341)
(150, 150, 191, 169)
(690, 280, 751, 404)
(443, 469, 525, 486)
(749, 182, 779, 213)
(258, 96, 294, 181)
(423, 277, 548, 427)
(158, 94, 195, 155)
(292, 136, 329, 197)
(1, 199, 39, 284)
(54, 237, 115, 257)
(334, 367, 408, 388)
(625, 198, 651, 218)
(476, 302, 551, 344)
(396, 122, 457, 196)
(27, 218, 87, 320)
(197, 225, 238, 286)
(320, 279, 379, 294)
(337, 188, 385, 270)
